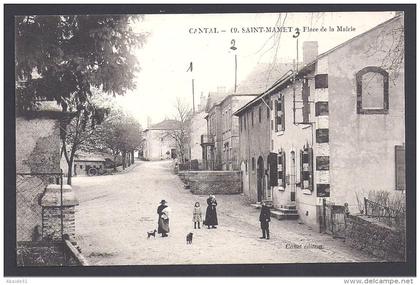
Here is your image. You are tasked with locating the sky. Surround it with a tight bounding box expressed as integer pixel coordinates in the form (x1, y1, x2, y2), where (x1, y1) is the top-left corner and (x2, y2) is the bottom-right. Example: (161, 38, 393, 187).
(115, 11, 397, 127)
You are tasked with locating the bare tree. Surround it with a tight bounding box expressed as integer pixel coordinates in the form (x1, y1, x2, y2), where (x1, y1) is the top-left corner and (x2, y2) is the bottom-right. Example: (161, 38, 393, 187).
(365, 15, 404, 84)
(61, 102, 109, 185)
(164, 98, 193, 163)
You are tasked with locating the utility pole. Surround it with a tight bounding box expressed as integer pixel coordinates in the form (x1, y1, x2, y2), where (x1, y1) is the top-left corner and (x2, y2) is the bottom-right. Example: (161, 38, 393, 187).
(234, 54, 238, 93)
(230, 39, 238, 93)
(187, 61, 195, 113)
(192, 78, 195, 114)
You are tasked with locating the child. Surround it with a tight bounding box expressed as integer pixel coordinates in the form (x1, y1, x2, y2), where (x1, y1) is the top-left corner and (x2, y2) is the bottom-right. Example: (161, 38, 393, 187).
(192, 202, 202, 229)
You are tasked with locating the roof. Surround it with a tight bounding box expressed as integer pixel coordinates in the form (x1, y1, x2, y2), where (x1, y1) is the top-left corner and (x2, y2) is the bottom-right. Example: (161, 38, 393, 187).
(206, 93, 258, 115)
(74, 151, 115, 162)
(234, 14, 402, 116)
(205, 91, 228, 112)
(74, 158, 106, 163)
(145, 119, 181, 131)
(233, 62, 296, 94)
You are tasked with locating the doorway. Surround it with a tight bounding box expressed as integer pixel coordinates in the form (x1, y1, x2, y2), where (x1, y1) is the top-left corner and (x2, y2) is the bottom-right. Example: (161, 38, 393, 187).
(257, 156, 264, 202)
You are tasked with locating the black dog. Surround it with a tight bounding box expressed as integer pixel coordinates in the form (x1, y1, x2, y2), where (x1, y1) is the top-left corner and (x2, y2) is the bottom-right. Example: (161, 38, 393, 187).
(186, 232, 193, 244)
(147, 229, 157, 238)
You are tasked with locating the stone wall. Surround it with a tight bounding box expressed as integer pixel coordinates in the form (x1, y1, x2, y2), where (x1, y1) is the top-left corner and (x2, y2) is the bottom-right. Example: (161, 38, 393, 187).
(178, 171, 242, 195)
(345, 214, 405, 261)
(16, 115, 63, 241)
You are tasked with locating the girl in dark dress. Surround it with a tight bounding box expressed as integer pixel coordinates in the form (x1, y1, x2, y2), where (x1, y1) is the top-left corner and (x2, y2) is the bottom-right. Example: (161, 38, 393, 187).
(204, 194, 218, 229)
(157, 200, 170, 237)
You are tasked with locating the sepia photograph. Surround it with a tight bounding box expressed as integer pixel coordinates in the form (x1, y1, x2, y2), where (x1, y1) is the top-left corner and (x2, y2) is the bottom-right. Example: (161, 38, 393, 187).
(4, 4, 415, 277)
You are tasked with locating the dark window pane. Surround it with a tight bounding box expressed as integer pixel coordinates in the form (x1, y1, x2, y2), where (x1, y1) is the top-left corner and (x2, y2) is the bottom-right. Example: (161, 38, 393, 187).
(315, 74, 328, 89)
(317, 184, 330, 197)
(315, 102, 329, 116)
(316, 156, 330, 170)
(316, 129, 329, 143)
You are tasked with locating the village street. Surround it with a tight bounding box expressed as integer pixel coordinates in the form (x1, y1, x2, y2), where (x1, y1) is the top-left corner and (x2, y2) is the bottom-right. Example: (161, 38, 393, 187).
(72, 160, 380, 265)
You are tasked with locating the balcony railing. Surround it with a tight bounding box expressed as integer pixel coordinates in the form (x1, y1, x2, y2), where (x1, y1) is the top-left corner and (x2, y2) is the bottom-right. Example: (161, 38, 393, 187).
(201, 134, 215, 145)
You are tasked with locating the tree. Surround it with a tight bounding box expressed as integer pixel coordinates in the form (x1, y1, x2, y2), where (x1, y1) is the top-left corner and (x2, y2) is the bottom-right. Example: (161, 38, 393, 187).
(61, 99, 109, 185)
(90, 110, 143, 171)
(164, 98, 193, 163)
(15, 15, 144, 183)
(15, 15, 144, 113)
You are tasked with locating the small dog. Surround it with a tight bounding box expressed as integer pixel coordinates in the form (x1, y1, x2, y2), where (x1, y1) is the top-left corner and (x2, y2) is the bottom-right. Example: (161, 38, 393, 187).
(147, 229, 157, 238)
(186, 232, 193, 244)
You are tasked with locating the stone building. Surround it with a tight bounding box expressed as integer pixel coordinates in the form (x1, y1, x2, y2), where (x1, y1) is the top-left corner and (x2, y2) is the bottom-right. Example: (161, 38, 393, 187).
(234, 15, 405, 228)
(203, 94, 257, 170)
(142, 119, 180, 160)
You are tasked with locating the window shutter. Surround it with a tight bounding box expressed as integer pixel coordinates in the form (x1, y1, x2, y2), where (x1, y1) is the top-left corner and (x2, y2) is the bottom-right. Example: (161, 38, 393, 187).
(274, 100, 278, 132)
(282, 150, 287, 187)
(300, 145, 314, 191)
(300, 149, 303, 185)
(281, 95, 285, 131)
(308, 147, 313, 191)
(269, 152, 278, 186)
(277, 150, 286, 188)
(395, 145, 406, 190)
(302, 80, 310, 123)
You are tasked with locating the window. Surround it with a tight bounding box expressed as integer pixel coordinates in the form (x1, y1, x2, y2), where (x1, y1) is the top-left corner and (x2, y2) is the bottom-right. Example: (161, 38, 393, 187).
(239, 116, 242, 132)
(275, 95, 285, 132)
(300, 145, 313, 191)
(317, 184, 330, 197)
(244, 114, 247, 130)
(258, 106, 262, 123)
(252, 157, 255, 171)
(316, 129, 329, 143)
(267, 105, 270, 119)
(251, 109, 254, 126)
(277, 149, 286, 188)
(395, 145, 405, 190)
(315, 102, 329, 116)
(302, 79, 310, 123)
(316, 156, 330, 170)
(245, 160, 248, 172)
(356, 66, 389, 114)
(315, 74, 328, 89)
(80, 165, 83, 169)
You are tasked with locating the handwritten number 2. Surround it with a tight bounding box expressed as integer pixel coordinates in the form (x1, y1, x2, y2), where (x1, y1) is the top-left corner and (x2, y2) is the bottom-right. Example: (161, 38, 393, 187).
(231, 39, 236, 49)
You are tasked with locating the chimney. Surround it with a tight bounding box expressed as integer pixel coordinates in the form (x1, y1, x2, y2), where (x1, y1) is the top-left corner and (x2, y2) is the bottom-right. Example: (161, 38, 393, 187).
(303, 41, 318, 66)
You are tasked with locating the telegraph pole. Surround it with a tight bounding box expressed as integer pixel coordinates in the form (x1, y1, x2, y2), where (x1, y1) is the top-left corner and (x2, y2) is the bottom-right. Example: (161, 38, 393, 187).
(230, 39, 238, 93)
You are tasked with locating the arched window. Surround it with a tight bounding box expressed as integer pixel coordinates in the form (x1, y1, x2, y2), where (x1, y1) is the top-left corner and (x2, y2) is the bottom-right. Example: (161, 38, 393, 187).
(356, 66, 389, 114)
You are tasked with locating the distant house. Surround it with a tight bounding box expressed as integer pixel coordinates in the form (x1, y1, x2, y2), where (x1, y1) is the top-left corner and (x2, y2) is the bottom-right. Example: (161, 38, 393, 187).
(73, 155, 107, 176)
(235, 15, 405, 228)
(143, 119, 180, 160)
(183, 94, 208, 169)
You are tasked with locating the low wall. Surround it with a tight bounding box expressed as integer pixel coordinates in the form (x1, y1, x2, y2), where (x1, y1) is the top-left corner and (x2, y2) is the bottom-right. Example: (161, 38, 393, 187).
(178, 171, 242, 195)
(345, 215, 405, 261)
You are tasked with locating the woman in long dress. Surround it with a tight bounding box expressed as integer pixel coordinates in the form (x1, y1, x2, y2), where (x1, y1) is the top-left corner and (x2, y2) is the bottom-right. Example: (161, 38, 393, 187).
(157, 200, 170, 237)
(204, 195, 218, 229)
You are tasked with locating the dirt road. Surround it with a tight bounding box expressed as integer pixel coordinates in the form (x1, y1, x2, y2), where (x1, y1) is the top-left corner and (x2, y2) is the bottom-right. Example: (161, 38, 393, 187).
(72, 160, 379, 265)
